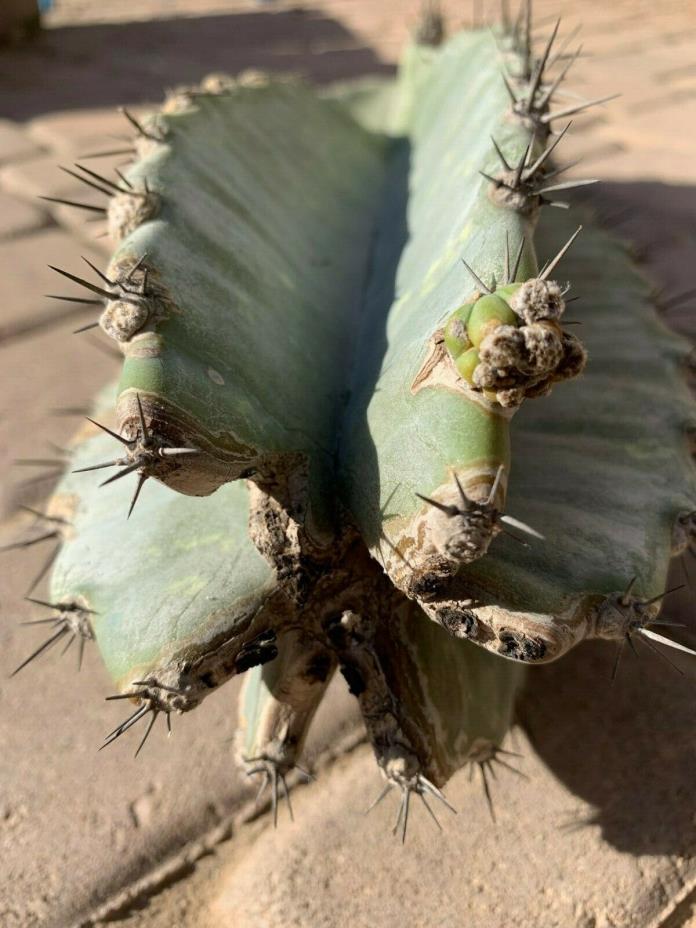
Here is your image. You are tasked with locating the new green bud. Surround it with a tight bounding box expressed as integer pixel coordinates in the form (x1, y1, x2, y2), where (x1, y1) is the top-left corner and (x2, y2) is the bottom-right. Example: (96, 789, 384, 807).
(443, 302, 475, 358)
(493, 282, 523, 304)
(454, 346, 480, 384)
(467, 294, 518, 347)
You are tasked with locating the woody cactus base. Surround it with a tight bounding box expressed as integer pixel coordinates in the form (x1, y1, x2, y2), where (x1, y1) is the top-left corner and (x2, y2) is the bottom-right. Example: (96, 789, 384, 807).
(6, 4, 696, 840)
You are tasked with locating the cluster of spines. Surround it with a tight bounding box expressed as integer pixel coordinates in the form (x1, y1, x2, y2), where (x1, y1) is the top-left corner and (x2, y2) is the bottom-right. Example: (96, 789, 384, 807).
(483, 122, 597, 214)
(73, 393, 200, 518)
(447, 4, 618, 408)
(4, 91, 215, 699)
(416, 465, 544, 567)
(10, 597, 94, 676)
(498, 8, 618, 131)
(443, 229, 586, 407)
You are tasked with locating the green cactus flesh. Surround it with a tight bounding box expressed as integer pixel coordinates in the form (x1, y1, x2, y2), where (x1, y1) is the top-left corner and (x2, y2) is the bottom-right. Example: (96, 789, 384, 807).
(238, 602, 523, 807)
(49, 407, 279, 701)
(7, 15, 694, 827)
(108, 81, 388, 541)
(427, 212, 696, 662)
(93, 31, 546, 556)
(47, 395, 523, 789)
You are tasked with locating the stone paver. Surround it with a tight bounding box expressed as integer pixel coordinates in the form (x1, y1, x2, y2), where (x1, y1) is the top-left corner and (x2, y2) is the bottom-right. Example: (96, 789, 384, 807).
(19, 173, 118, 248)
(96, 638, 696, 928)
(0, 118, 43, 165)
(0, 190, 50, 239)
(0, 229, 106, 342)
(209, 655, 696, 928)
(0, 153, 105, 203)
(0, 319, 359, 925)
(0, 124, 146, 247)
(0, 1, 695, 926)
(0, 5, 392, 121)
(22, 118, 139, 243)
(27, 107, 143, 155)
(0, 322, 119, 508)
(0, 548, 358, 928)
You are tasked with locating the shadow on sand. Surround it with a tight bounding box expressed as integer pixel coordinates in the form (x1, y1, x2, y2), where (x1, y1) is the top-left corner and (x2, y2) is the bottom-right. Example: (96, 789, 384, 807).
(0, 7, 393, 120)
(518, 180, 696, 858)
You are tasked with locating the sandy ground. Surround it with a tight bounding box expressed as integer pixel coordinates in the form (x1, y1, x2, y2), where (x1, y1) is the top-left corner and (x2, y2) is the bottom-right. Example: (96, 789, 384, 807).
(1, 1, 696, 926)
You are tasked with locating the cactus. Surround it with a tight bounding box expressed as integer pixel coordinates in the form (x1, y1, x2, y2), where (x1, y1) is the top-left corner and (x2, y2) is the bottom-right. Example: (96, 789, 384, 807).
(7, 5, 696, 839)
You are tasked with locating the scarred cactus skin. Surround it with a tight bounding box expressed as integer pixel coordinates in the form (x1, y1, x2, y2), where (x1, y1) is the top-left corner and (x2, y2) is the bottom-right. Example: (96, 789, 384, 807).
(9, 6, 695, 840)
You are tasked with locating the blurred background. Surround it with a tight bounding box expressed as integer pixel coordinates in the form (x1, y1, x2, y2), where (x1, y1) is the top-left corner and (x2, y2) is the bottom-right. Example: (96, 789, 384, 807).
(1, 2, 696, 927)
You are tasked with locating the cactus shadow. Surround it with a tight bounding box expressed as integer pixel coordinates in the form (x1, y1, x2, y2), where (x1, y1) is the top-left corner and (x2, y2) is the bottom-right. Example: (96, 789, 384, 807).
(510, 179, 696, 858)
(338, 138, 412, 539)
(0, 8, 393, 120)
(581, 180, 696, 340)
(518, 605, 696, 857)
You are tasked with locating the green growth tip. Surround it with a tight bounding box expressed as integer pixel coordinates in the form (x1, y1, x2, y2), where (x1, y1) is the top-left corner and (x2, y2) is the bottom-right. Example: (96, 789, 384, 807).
(467, 294, 519, 347)
(454, 347, 481, 385)
(443, 303, 475, 358)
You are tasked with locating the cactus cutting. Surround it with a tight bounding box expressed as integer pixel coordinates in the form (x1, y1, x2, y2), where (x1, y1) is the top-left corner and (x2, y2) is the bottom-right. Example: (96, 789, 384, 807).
(6, 1, 696, 847)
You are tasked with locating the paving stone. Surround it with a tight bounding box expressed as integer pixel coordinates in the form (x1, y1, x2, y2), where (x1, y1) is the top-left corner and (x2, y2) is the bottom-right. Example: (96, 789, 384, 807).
(44, 0, 249, 27)
(45, 206, 110, 252)
(0, 153, 125, 249)
(613, 101, 696, 158)
(581, 180, 696, 343)
(0, 150, 128, 205)
(0, 486, 357, 927)
(569, 143, 696, 184)
(0, 324, 120, 519)
(0, 323, 359, 928)
(206, 640, 696, 928)
(0, 153, 104, 202)
(0, 190, 50, 239)
(0, 229, 106, 342)
(27, 107, 145, 157)
(0, 117, 43, 165)
(0, 323, 359, 927)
